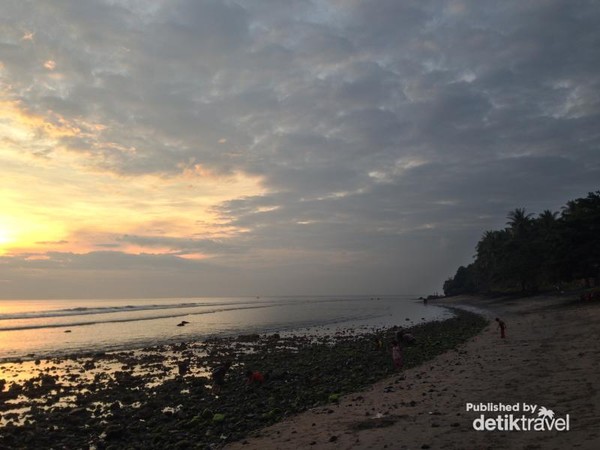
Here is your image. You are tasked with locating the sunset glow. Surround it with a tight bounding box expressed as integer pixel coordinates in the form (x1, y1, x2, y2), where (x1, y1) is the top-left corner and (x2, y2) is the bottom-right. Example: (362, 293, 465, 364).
(0, 96, 266, 260)
(0, 0, 598, 299)
(0, 225, 12, 247)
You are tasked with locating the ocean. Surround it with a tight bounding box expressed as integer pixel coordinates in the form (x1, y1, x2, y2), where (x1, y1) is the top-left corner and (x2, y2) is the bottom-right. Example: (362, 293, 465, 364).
(0, 295, 451, 361)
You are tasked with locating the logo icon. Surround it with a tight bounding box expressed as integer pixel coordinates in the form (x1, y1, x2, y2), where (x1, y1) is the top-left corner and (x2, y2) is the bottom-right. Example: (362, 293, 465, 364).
(467, 402, 570, 432)
(537, 406, 554, 420)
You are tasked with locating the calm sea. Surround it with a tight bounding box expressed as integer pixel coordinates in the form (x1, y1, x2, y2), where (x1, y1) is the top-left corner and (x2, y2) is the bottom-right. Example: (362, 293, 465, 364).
(0, 295, 451, 361)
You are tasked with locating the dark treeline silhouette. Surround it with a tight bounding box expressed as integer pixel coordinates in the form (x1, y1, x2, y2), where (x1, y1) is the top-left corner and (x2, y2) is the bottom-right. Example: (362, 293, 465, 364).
(443, 191, 600, 296)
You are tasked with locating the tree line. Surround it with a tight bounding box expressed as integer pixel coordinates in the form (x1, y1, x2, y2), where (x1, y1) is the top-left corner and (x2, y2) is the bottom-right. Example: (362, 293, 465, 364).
(443, 191, 600, 296)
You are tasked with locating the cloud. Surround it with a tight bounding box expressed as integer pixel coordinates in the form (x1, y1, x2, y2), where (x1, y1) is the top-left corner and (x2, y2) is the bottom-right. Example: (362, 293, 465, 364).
(117, 234, 246, 256)
(0, 0, 599, 297)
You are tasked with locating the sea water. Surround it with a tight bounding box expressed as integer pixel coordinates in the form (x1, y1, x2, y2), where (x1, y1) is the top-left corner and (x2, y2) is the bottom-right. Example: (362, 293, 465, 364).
(0, 295, 451, 361)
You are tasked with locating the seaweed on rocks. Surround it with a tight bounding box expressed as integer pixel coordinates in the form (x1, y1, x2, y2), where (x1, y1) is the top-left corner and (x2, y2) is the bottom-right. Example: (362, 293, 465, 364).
(0, 309, 487, 449)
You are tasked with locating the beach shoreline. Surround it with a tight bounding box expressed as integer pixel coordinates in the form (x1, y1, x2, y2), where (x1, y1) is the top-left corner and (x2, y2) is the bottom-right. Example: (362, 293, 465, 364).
(225, 293, 600, 450)
(3, 293, 598, 449)
(0, 295, 447, 363)
(0, 308, 485, 449)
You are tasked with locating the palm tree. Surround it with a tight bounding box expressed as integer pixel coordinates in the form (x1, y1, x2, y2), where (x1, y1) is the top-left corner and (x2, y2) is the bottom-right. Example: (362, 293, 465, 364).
(560, 191, 600, 287)
(475, 229, 510, 291)
(507, 208, 533, 233)
(504, 208, 544, 293)
(533, 210, 561, 286)
(538, 210, 558, 228)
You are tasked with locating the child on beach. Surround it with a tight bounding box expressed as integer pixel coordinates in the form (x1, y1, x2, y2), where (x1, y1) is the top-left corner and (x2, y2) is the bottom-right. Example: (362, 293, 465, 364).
(391, 340, 403, 370)
(495, 318, 506, 339)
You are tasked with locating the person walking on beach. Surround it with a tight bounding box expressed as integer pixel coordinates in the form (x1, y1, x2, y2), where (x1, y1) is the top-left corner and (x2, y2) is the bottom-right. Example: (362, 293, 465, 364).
(495, 318, 507, 339)
(211, 361, 232, 394)
(391, 340, 403, 370)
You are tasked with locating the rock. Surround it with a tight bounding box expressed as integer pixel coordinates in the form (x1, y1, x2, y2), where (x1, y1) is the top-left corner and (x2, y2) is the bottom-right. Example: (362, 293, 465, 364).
(69, 407, 87, 416)
(83, 360, 95, 370)
(237, 334, 260, 342)
(328, 393, 340, 402)
(104, 425, 124, 440)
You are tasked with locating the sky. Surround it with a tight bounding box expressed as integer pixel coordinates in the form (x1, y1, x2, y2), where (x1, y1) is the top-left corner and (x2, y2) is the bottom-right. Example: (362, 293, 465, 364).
(0, 0, 599, 299)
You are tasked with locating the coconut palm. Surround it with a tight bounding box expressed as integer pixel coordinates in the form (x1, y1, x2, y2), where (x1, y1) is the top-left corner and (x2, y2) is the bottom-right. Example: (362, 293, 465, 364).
(533, 210, 561, 285)
(507, 208, 533, 233)
(560, 191, 600, 287)
(538, 210, 558, 228)
(442, 191, 600, 296)
(475, 229, 511, 291)
(504, 208, 540, 292)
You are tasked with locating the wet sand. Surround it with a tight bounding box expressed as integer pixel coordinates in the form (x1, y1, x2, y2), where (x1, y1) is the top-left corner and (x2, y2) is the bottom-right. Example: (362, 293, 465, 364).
(226, 294, 600, 450)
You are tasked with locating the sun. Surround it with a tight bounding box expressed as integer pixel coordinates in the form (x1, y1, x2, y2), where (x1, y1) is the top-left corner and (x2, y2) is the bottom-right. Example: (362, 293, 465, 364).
(0, 216, 62, 255)
(0, 226, 11, 245)
(0, 220, 22, 250)
(0, 227, 12, 254)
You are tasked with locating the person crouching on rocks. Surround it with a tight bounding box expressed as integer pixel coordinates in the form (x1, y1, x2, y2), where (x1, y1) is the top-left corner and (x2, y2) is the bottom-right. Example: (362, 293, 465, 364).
(246, 370, 265, 385)
(211, 361, 232, 395)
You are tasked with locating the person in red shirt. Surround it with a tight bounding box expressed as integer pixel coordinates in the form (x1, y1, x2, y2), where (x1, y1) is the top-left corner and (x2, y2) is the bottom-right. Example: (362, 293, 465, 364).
(245, 370, 265, 384)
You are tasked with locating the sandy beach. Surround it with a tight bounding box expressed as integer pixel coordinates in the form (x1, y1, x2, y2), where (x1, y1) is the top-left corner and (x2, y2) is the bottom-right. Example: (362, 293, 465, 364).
(226, 294, 600, 450)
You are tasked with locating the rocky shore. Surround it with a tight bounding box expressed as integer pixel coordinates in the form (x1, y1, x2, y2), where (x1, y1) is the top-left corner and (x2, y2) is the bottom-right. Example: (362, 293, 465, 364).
(0, 309, 486, 449)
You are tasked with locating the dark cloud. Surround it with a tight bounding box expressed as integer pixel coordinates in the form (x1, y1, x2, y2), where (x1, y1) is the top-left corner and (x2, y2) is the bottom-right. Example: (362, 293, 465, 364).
(1, 0, 599, 296)
(118, 234, 246, 255)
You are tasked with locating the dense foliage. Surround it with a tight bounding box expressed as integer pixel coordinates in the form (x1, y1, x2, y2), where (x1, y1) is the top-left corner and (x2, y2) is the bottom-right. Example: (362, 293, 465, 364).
(444, 191, 600, 296)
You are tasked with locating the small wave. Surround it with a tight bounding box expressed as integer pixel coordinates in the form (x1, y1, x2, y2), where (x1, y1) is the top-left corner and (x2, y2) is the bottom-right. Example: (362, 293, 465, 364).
(0, 296, 417, 328)
(0, 297, 370, 322)
(0, 297, 404, 323)
(0, 300, 268, 321)
(0, 304, 277, 332)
